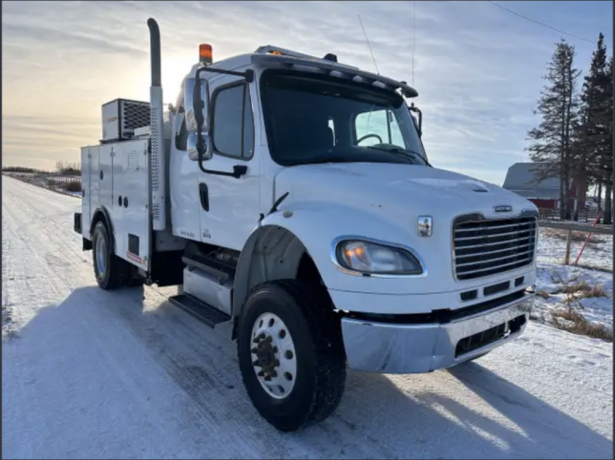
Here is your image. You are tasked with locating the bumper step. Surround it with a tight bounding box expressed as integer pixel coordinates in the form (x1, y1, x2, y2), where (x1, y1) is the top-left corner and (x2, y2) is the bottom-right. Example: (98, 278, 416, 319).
(168, 294, 230, 328)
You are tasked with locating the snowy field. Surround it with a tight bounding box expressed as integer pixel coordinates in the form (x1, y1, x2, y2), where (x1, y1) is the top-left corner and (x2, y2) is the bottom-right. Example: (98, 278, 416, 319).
(538, 226, 613, 272)
(2, 172, 82, 198)
(533, 227, 613, 334)
(2, 176, 613, 459)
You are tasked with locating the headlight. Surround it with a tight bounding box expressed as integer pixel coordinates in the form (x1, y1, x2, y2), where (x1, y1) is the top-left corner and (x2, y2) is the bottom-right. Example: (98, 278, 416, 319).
(335, 240, 423, 275)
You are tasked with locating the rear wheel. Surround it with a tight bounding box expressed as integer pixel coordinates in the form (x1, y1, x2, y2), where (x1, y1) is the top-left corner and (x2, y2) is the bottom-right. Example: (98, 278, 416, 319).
(91, 222, 137, 290)
(237, 279, 347, 432)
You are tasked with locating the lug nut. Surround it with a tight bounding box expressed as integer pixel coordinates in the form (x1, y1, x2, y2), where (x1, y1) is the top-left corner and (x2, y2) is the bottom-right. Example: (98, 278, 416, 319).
(251, 347, 258, 354)
(258, 370, 265, 377)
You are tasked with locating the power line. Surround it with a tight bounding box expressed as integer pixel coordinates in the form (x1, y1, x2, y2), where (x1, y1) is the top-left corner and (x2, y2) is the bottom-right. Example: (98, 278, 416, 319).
(487, 0, 594, 44)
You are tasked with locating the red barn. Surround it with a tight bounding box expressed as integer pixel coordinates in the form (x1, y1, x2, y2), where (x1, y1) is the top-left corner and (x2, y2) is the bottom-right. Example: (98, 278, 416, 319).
(502, 162, 587, 210)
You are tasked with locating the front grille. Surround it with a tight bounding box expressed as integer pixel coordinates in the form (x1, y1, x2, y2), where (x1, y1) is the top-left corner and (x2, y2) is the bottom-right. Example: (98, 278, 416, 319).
(453, 216, 537, 281)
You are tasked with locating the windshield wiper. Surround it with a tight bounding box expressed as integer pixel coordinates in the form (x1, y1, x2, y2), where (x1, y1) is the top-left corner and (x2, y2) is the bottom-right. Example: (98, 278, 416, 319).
(366, 146, 431, 167)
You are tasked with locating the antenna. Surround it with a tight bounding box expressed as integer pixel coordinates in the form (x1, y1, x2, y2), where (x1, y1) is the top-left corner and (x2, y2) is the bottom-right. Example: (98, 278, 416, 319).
(358, 15, 380, 75)
(411, 0, 416, 85)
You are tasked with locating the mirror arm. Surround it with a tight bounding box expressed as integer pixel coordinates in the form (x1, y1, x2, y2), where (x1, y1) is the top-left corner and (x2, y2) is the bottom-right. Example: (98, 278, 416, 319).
(408, 103, 422, 136)
(192, 67, 253, 178)
(193, 67, 207, 172)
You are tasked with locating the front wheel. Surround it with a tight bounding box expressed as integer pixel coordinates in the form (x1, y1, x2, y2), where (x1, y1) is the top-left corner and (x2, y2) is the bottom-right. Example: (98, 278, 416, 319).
(237, 280, 347, 432)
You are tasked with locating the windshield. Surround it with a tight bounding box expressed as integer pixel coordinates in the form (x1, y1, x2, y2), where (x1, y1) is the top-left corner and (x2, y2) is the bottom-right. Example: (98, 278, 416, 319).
(259, 69, 428, 167)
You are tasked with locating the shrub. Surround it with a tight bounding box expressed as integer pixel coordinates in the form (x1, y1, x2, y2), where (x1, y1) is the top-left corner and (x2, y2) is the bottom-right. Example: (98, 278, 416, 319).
(63, 181, 82, 192)
(550, 308, 613, 342)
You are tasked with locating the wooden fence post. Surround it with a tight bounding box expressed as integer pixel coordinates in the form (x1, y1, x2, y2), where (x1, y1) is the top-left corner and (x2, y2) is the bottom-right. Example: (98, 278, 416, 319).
(564, 228, 572, 265)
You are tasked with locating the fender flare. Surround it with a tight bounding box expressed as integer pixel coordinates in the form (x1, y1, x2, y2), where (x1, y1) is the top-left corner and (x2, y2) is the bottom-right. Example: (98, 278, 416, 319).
(91, 206, 115, 251)
(232, 221, 310, 318)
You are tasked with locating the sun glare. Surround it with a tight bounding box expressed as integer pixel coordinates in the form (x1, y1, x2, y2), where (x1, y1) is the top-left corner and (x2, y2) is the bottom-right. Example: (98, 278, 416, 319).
(161, 55, 195, 105)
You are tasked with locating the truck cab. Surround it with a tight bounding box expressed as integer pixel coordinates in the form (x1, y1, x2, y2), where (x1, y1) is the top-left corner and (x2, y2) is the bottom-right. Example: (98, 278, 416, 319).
(74, 19, 536, 432)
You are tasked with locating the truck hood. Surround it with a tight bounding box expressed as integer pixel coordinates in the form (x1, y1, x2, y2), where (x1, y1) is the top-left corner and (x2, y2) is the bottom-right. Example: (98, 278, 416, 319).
(274, 162, 534, 220)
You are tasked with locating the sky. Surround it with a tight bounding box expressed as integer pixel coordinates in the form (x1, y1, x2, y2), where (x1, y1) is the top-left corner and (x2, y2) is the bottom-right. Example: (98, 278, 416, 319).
(2, 0, 613, 185)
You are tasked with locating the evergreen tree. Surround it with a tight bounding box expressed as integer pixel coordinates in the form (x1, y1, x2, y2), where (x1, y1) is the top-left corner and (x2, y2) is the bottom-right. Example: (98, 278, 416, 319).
(526, 40, 581, 219)
(601, 56, 613, 224)
(575, 34, 613, 224)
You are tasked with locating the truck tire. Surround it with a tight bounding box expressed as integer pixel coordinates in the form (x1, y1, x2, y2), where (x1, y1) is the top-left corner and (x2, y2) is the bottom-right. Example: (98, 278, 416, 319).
(92, 221, 133, 290)
(237, 279, 347, 432)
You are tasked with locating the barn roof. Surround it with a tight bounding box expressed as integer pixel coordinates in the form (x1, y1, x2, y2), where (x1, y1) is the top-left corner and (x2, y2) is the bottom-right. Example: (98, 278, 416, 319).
(502, 163, 561, 190)
(502, 162, 571, 200)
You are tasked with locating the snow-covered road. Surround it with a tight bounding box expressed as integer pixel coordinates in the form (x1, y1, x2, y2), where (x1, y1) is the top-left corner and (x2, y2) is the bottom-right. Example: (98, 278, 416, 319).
(2, 176, 613, 459)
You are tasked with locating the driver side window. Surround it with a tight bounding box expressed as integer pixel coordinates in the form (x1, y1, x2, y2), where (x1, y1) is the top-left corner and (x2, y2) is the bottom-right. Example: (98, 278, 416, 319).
(354, 109, 403, 147)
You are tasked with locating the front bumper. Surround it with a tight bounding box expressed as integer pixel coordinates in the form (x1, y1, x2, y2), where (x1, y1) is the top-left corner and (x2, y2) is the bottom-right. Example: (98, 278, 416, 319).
(340, 291, 531, 374)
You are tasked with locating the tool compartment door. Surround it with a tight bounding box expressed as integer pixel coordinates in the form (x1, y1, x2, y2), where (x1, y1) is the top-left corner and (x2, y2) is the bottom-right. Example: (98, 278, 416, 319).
(110, 139, 151, 272)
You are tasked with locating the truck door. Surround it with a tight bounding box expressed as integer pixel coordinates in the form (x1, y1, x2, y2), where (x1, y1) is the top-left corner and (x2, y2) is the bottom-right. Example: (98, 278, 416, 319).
(198, 74, 261, 251)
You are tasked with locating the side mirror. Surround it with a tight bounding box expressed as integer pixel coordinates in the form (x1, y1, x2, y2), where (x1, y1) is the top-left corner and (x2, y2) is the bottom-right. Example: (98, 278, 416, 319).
(183, 76, 211, 167)
(408, 103, 422, 138)
(187, 132, 212, 161)
(184, 77, 208, 132)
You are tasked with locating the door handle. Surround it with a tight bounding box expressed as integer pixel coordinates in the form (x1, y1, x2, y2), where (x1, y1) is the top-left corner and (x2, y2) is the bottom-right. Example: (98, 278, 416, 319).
(199, 183, 210, 212)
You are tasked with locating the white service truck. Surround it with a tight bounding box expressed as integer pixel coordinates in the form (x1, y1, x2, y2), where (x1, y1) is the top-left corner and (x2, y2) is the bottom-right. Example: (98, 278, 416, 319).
(74, 18, 537, 432)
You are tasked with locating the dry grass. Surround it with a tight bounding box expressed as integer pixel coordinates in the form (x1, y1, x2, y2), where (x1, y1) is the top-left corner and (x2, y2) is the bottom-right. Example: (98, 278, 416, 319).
(562, 279, 609, 298)
(62, 181, 82, 192)
(535, 290, 550, 299)
(543, 273, 613, 342)
(582, 283, 610, 299)
(550, 272, 610, 300)
(550, 308, 613, 342)
(541, 227, 605, 245)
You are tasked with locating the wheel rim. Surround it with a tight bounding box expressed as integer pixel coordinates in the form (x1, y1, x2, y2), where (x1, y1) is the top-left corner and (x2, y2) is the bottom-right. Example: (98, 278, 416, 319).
(95, 234, 107, 277)
(251, 312, 297, 399)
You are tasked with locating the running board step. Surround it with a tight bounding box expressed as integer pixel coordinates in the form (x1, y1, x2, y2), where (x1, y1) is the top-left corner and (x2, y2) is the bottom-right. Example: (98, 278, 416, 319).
(168, 294, 231, 328)
(182, 252, 235, 285)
